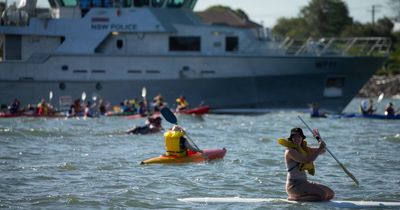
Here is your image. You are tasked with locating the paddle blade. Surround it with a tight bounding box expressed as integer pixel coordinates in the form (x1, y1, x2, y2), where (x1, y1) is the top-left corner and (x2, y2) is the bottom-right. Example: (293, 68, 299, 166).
(377, 93, 384, 104)
(161, 107, 177, 124)
(81, 92, 86, 101)
(141, 87, 147, 99)
(339, 162, 359, 185)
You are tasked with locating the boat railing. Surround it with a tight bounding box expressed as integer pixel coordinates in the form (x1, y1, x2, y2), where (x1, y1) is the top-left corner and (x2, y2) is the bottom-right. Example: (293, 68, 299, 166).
(281, 37, 391, 57)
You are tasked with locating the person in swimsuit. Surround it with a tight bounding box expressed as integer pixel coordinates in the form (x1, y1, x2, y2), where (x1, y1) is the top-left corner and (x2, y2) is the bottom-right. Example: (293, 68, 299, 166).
(282, 127, 334, 201)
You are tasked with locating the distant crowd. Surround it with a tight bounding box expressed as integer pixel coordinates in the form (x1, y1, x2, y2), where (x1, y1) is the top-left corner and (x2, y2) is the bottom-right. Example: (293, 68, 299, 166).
(0, 94, 191, 118)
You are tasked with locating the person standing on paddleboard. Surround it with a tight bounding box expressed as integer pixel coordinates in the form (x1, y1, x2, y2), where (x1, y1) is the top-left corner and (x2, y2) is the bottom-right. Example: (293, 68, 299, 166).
(278, 128, 334, 201)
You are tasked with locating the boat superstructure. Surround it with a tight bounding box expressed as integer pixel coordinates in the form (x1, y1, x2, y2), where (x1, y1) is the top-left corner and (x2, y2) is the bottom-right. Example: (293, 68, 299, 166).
(0, 0, 391, 112)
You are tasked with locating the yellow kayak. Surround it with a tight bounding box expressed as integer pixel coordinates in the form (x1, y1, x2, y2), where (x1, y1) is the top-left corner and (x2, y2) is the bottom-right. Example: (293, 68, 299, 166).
(140, 148, 227, 165)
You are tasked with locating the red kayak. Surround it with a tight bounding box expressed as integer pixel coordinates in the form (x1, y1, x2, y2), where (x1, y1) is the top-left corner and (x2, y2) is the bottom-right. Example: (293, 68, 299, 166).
(0, 112, 65, 118)
(177, 106, 210, 115)
(140, 148, 226, 164)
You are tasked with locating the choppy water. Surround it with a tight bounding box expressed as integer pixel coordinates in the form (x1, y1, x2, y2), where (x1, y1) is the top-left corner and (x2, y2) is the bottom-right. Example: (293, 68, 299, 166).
(1, 98, 399, 209)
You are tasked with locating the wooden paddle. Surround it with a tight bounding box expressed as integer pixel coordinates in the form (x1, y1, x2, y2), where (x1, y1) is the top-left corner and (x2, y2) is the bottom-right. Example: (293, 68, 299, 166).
(161, 107, 207, 160)
(298, 116, 359, 186)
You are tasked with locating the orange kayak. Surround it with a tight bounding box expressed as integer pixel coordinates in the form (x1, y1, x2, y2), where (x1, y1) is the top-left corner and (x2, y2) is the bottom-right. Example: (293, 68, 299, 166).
(140, 148, 226, 164)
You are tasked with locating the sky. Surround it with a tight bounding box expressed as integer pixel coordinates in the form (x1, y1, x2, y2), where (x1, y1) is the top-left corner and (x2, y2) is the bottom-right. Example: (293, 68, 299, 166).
(6, 0, 396, 28)
(194, 0, 395, 28)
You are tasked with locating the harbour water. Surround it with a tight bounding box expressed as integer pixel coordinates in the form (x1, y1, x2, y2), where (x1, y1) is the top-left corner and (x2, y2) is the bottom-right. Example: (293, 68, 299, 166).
(1, 98, 399, 209)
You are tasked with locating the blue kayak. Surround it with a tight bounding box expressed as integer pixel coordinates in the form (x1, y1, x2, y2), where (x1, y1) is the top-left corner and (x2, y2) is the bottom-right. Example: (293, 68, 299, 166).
(340, 113, 400, 120)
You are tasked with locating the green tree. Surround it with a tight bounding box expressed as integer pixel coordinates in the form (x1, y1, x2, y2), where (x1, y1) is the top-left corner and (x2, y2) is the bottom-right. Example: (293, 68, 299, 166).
(272, 17, 309, 38)
(300, 0, 353, 37)
(341, 17, 394, 37)
(272, 0, 353, 38)
(378, 31, 400, 75)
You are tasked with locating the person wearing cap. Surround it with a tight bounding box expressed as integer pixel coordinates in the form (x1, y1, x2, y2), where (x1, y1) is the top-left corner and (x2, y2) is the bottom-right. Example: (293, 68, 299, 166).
(164, 125, 203, 157)
(277, 127, 334, 201)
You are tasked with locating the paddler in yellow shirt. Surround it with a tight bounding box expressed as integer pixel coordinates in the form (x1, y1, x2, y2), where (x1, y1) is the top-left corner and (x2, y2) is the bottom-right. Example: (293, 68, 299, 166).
(278, 127, 334, 201)
(164, 125, 203, 157)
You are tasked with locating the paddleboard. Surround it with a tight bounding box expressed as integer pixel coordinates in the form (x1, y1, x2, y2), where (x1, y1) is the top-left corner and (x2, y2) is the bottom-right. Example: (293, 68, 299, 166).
(178, 197, 400, 208)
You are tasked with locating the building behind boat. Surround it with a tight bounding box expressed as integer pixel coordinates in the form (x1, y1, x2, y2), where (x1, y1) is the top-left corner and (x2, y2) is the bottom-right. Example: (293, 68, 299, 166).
(0, 0, 392, 113)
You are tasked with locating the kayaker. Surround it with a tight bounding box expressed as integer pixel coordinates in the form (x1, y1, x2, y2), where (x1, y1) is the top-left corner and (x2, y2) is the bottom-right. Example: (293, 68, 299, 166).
(175, 96, 189, 112)
(152, 94, 167, 113)
(127, 116, 163, 135)
(84, 101, 95, 117)
(385, 102, 395, 116)
(8, 98, 21, 114)
(278, 127, 334, 201)
(164, 125, 203, 156)
(365, 99, 376, 115)
(359, 100, 368, 114)
(36, 99, 53, 116)
(138, 100, 148, 117)
(309, 102, 327, 118)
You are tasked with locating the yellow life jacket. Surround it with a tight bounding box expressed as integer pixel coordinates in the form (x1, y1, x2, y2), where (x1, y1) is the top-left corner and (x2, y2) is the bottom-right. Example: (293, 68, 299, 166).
(176, 98, 189, 107)
(277, 138, 315, 175)
(164, 130, 186, 157)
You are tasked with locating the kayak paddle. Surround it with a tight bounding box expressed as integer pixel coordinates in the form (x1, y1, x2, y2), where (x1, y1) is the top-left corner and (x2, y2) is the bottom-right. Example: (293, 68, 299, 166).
(81, 91, 87, 101)
(377, 93, 384, 104)
(142, 86, 150, 117)
(49, 91, 53, 102)
(161, 107, 206, 159)
(298, 116, 359, 186)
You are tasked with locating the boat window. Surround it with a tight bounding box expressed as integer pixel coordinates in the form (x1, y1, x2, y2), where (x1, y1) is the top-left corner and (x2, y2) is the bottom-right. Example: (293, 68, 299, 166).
(169, 36, 201, 51)
(134, 0, 150, 7)
(167, 0, 185, 8)
(60, 0, 78, 6)
(92, 70, 106, 73)
(128, 70, 142, 74)
(226, 36, 238, 52)
(61, 65, 69, 71)
(152, 0, 165, 7)
(323, 76, 345, 98)
(116, 39, 124, 49)
(146, 70, 160, 74)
